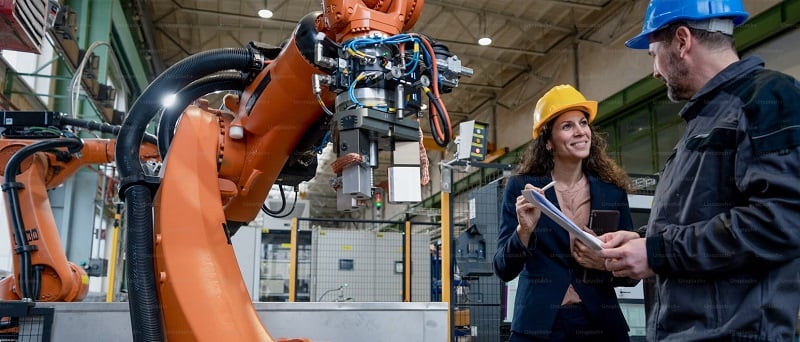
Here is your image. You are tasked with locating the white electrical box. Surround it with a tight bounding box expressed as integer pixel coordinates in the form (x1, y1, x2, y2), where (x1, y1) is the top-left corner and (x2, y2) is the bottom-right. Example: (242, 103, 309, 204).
(387, 166, 421, 203)
(456, 120, 488, 161)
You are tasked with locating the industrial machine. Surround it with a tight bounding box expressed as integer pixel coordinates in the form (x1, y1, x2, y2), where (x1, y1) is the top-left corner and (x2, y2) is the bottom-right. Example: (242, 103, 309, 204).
(112, 0, 470, 341)
(0, 111, 159, 303)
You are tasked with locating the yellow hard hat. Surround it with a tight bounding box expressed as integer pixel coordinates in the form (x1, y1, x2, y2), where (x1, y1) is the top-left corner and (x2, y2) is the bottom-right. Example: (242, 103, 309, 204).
(532, 84, 597, 139)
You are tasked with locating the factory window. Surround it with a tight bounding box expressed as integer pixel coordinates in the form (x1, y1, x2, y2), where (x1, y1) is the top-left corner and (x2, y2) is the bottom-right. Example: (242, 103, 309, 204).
(597, 96, 685, 175)
(621, 135, 654, 174)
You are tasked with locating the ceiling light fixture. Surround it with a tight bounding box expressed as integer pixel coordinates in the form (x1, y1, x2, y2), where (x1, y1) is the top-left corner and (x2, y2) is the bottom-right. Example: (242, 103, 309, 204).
(477, 13, 492, 46)
(258, 0, 273, 19)
(257, 9, 273, 18)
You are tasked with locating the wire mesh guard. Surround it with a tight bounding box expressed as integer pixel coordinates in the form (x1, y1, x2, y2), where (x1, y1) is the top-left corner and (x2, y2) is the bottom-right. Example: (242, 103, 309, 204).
(257, 218, 436, 303)
(450, 175, 508, 342)
(0, 300, 54, 342)
(304, 219, 432, 303)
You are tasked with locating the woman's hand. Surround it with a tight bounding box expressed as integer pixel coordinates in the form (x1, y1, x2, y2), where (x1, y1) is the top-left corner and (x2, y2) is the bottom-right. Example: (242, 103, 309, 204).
(571, 227, 606, 270)
(515, 184, 542, 247)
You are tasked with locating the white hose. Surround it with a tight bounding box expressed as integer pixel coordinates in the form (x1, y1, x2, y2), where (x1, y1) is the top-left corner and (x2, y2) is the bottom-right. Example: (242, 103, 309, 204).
(69, 40, 127, 120)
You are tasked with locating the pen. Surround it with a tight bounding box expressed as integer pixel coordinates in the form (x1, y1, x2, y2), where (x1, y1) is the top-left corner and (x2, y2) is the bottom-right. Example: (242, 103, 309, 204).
(541, 181, 556, 191)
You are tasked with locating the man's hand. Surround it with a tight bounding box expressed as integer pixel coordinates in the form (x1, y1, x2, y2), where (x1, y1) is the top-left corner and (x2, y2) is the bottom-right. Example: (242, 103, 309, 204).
(572, 228, 606, 270)
(599, 230, 640, 248)
(515, 184, 542, 247)
(599, 237, 655, 280)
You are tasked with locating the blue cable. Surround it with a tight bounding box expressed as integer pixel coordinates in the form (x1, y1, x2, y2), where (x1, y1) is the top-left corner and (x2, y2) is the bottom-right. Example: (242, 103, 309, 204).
(314, 130, 331, 154)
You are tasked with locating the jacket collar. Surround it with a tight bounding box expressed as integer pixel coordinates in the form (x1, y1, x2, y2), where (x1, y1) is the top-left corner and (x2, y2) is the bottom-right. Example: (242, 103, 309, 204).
(680, 56, 765, 120)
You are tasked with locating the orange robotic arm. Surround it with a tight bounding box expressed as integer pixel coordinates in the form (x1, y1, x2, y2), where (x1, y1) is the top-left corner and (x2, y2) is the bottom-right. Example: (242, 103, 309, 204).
(0, 112, 159, 302)
(115, 1, 470, 341)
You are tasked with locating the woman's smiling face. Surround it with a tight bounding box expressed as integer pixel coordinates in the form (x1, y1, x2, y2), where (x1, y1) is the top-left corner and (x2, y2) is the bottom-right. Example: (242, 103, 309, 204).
(547, 110, 592, 163)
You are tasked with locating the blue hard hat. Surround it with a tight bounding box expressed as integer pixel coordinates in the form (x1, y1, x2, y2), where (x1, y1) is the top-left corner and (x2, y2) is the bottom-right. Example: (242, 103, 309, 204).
(625, 0, 750, 49)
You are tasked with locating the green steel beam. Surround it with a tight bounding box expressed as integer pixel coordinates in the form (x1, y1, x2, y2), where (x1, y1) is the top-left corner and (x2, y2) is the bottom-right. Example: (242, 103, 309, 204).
(1, 58, 48, 110)
(87, 0, 112, 83)
(736, 0, 800, 52)
(8, 72, 72, 81)
(596, 77, 663, 124)
(112, 0, 150, 94)
(52, 0, 108, 118)
(50, 0, 151, 120)
(75, 0, 113, 121)
(52, 0, 86, 114)
(9, 92, 73, 99)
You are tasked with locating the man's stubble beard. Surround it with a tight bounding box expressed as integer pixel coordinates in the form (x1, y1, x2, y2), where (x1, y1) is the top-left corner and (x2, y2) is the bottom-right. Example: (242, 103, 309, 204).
(664, 48, 693, 102)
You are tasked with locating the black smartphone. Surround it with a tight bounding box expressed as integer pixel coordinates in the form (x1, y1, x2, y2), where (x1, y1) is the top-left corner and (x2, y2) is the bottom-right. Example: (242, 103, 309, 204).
(589, 210, 620, 235)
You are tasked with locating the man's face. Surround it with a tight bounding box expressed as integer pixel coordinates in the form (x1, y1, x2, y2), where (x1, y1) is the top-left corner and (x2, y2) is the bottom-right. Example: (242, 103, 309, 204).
(648, 37, 692, 102)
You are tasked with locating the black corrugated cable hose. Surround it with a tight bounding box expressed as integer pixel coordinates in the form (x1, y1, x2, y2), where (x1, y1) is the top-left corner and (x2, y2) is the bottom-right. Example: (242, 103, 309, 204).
(59, 116, 121, 135)
(114, 47, 256, 342)
(156, 72, 246, 159)
(58, 116, 158, 145)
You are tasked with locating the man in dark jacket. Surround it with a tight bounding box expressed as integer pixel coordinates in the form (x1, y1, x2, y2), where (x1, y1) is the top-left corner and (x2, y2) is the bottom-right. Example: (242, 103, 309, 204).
(600, 0, 800, 341)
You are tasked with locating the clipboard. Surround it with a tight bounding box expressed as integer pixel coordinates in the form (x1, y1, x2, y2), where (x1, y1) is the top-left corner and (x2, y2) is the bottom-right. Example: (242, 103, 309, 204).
(521, 189, 604, 251)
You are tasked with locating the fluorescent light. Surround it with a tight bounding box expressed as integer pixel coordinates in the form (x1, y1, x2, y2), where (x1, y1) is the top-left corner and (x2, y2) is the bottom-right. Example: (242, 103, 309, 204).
(258, 9, 273, 18)
(478, 37, 492, 46)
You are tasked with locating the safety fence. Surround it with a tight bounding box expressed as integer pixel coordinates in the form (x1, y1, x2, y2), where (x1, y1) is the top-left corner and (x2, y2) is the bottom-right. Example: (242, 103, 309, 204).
(443, 171, 508, 342)
(0, 300, 53, 342)
(258, 217, 440, 303)
(255, 165, 512, 342)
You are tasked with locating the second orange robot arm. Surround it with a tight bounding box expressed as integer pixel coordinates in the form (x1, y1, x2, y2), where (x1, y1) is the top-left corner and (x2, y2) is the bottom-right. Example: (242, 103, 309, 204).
(0, 138, 159, 301)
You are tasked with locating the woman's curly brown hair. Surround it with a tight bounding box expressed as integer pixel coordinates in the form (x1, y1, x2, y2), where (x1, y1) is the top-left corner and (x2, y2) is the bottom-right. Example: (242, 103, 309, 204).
(516, 113, 632, 193)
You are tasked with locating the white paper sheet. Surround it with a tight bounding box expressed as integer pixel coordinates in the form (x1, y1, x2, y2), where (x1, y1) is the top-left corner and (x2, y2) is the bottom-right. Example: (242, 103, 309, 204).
(521, 189, 604, 250)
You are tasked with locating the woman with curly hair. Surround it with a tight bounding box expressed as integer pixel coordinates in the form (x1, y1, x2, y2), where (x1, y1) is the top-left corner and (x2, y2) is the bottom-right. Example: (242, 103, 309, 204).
(494, 84, 636, 341)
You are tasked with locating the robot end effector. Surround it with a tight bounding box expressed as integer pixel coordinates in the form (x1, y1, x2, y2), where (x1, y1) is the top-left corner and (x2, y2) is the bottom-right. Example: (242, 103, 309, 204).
(308, 25, 473, 211)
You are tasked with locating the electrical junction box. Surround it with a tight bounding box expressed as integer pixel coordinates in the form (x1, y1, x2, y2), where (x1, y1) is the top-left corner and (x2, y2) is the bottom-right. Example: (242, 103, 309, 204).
(85, 258, 108, 277)
(387, 166, 421, 203)
(456, 120, 488, 161)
